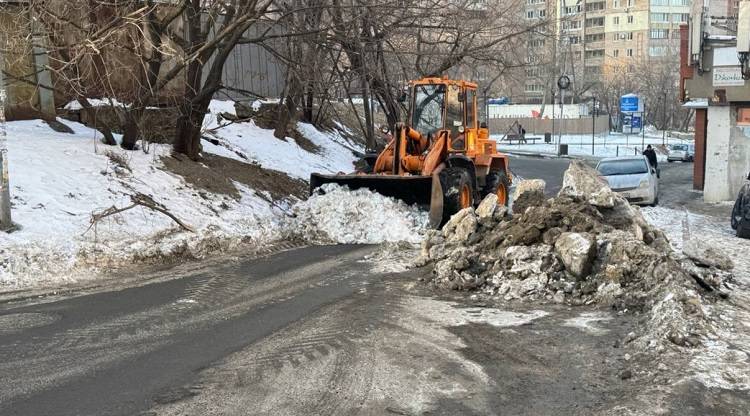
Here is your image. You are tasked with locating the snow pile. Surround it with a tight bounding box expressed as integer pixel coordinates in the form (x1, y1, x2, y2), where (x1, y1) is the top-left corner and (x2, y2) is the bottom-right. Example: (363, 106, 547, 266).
(0, 119, 289, 289)
(288, 184, 429, 245)
(419, 162, 731, 351)
(641, 205, 750, 391)
(0, 105, 362, 291)
(204, 101, 362, 180)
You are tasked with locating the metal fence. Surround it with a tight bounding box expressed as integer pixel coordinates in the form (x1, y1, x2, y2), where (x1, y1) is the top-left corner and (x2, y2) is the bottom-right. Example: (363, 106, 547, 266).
(204, 19, 286, 100)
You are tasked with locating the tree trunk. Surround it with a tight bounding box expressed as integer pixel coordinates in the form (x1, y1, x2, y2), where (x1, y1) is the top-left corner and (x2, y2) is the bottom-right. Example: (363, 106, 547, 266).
(77, 97, 117, 145)
(274, 70, 302, 139)
(173, 0, 203, 160)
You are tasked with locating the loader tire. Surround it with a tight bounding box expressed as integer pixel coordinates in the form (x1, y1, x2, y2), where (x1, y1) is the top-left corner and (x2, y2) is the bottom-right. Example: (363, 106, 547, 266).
(483, 170, 511, 206)
(439, 167, 474, 224)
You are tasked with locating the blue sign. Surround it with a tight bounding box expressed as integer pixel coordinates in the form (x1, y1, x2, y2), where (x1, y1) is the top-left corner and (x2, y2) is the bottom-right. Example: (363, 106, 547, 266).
(620, 94, 639, 113)
(631, 116, 642, 129)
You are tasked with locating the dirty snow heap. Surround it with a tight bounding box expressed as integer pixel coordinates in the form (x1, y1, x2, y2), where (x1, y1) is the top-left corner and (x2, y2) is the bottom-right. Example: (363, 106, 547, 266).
(419, 161, 733, 347)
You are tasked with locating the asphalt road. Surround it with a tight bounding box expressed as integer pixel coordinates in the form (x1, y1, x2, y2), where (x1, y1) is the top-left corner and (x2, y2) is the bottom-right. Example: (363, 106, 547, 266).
(1, 157, 741, 415)
(509, 155, 572, 195)
(0, 245, 376, 415)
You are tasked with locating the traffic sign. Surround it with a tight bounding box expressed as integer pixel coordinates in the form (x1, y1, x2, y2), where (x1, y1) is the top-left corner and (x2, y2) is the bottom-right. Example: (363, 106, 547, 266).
(620, 94, 640, 113)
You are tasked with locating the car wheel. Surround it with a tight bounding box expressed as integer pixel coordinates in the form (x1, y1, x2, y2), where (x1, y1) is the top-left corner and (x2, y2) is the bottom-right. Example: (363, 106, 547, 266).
(737, 219, 750, 239)
(732, 196, 742, 230)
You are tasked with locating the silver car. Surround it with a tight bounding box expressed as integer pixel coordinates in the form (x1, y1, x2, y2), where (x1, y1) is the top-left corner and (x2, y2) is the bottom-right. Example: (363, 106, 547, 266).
(596, 156, 659, 206)
(667, 143, 695, 162)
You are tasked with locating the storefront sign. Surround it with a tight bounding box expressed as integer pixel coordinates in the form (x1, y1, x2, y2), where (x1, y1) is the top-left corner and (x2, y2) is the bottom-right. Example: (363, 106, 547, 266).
(713, 67, 745, 87)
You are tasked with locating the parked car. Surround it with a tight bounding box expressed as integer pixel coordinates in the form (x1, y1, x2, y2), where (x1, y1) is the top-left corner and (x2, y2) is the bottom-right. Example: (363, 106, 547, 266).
(596, 156, 659, 206)
(731, 172, 750, 238)
(667, 143, 695, 162)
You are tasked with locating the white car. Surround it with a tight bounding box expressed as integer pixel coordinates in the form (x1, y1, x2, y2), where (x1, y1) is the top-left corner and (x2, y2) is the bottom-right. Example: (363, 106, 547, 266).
(667, 143, 695, 162)
(596, 156, 659, 206)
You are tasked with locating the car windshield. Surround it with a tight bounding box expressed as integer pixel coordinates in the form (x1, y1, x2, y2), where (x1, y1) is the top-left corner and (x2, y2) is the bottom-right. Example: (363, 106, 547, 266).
(671, 144, 688, 151)
(411, 84, 445, 136)
(597, 159, 649, 176)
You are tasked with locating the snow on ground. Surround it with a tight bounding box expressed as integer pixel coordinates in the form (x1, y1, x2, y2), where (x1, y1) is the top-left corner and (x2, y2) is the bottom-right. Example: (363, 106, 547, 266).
(0, 105, 426, 291)
(496, 132, 688, 160)
(204, 100, 363, 179)
(641, 206, 750, 392)
(1, 119, 284, 289)
(289, 184, 429, 245)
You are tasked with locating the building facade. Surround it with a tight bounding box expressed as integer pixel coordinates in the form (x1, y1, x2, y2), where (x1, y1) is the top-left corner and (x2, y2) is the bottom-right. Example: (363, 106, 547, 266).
(680, 2, 749, 203)
(511, 0, 690, 104)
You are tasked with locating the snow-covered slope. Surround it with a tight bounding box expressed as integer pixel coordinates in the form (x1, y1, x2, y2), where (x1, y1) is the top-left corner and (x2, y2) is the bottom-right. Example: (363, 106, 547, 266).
(204, 101, 361, 179)
(0, 103, 421, 292)
(0, 119, 287, 289)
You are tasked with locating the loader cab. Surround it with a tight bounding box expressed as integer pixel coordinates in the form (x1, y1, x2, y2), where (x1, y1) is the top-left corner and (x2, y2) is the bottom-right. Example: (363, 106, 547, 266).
(409, 80, 479, 153)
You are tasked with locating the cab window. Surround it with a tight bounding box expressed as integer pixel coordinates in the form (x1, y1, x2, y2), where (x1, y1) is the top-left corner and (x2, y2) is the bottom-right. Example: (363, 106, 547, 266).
(445, 84, 465, 149)
(466, 89, 476, 130)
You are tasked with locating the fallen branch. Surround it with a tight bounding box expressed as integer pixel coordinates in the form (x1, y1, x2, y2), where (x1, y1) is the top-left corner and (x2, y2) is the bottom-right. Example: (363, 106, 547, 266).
(85, 192, 195, 235)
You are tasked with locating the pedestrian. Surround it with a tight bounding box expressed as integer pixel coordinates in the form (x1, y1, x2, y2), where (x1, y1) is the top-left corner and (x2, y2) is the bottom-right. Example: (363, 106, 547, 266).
(643, 144, 658, 172)
(519, 123, 526, 143)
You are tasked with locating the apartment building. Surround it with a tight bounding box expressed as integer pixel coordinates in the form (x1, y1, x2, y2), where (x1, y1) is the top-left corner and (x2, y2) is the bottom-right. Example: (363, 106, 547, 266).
(513, 0, 690, 103)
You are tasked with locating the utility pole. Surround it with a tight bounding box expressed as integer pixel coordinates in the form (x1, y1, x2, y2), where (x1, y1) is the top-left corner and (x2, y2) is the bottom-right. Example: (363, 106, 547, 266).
(0, 83, 11, 231)
(592, 97, 596, 156)
(641, 101, 646, 150)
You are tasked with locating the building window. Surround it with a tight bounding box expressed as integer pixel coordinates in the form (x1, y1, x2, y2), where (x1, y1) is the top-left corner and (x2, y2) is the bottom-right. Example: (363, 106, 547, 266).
(563, 20, 582, 29)
(585, 49, 605, 58)
(525, 84, 545, 93)
(650, 29, 669, 39)
(672, 13, 689, 22)
(569, 36, 580, 44)
(586, 33, 605, 42)
(564, 5, 581, 13)
(627, 0, 634, 6)
(670, 0, 690, 5)
(649, 46, 667, 56)
(586, 17, 605, 27)
(651, 0, 669, 5)
(527, 10, 534, 18)
(738, 108, 750, 126)
(586, 65, 602, 74)
(628, 64, 635, 72)
(539, 9, 546, 17)
(651, 13, 669, 22)
(627, 48, 633, 56)
(586, 1, 605, 11)
(529, 39, 546, 47)
(614, 16, 620, 24)
(613, 49, 620, 57)
(627, 15, 634, 23)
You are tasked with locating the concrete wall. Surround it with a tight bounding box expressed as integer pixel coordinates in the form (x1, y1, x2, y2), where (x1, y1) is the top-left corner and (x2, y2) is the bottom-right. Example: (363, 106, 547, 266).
(704, 105, 750, 202)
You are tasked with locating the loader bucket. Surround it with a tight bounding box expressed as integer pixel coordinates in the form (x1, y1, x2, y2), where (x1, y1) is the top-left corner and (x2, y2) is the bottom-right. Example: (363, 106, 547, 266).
(309, 173, 445, 229)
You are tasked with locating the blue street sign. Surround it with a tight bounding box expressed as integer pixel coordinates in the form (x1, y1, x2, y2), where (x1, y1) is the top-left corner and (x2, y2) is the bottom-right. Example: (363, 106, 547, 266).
(631, 116, 642, 129)
(620, 94, 639, 113)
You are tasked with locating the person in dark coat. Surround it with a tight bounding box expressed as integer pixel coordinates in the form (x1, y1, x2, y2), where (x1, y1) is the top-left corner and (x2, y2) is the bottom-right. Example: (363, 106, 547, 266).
(643, 145, 658, 169)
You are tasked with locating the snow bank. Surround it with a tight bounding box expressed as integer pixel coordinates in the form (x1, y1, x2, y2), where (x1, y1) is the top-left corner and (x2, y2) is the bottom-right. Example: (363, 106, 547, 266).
(288, 184, 429, 245)
(0, 104, 413, 292)
(0, 119, 290, 289)
(204, 100, 362, 179)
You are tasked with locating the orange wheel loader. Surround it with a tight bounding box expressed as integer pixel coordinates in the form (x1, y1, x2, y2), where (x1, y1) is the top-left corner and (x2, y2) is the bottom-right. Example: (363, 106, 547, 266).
(310, 77, 512, 228)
